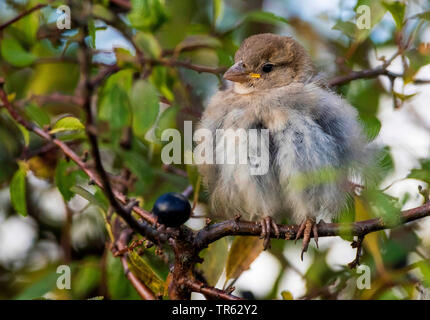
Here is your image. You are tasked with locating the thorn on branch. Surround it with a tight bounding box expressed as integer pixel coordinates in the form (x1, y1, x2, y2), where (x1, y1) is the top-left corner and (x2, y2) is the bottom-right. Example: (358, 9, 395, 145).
(348, 235, 365, 269)
(418, 185, 430, 204)
(124, 198, 140, 214)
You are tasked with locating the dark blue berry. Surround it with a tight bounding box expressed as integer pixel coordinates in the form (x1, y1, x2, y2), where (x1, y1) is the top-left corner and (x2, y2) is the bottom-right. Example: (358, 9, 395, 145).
(152, 192, 191, 227)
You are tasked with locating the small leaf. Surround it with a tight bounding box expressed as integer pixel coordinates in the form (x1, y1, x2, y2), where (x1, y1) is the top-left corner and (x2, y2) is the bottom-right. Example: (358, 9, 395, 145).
(70, 185, 108, 211)
(72, 258, 102, 298)
(131, 80, 160, 139)
(417, 260, 430, 288)
(225, 236, 264, 285)
(134, 32, 162, 58)
(150, 66, 174, 101)
(128, 0, 168, 32)
(0, 37, 37, 67)
(88, 19, 96, 48)
(281, 290, 294, 300)
(244, 11, 288, 25)
(155, 105, 178, 139)
(198, 237, 229, 286)
(25, 103, 50, 127)
(106, 251, 140, 299)
(87, 296, 104, 300)
(332, 21, 356, 38)
(55, 159, 77, 201)
(50, 116, 85, 134)
(383, 1, 405, 30)
(128, 250, 165, 296)
(99, 84, 131, 128)
(418, 11, 430, 21)
(407, 159, 430, 185)
(18, 124, 30, 146)
(10, 164, 28, 216)
(14, 269, 60, 300)
(393, 91, 417, 101)
(213, 0, 224, 26)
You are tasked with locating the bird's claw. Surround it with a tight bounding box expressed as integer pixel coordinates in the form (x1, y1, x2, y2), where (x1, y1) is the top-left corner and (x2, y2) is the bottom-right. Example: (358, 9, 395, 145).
(259, 216, 280, 250)
(295, 218, 319, 260)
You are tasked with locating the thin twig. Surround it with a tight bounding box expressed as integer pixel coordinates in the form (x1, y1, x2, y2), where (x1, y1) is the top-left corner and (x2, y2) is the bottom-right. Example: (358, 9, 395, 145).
(0, 3, 46, 31)
(181, 279, 242, 300)
(149, 58, 227, 75)
(117, 230, 156, 300)
(194, 203, 430, 249)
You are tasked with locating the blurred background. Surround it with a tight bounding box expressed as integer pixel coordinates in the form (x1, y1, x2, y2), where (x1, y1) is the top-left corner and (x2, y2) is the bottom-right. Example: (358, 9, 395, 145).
(1, 0, 430, 300)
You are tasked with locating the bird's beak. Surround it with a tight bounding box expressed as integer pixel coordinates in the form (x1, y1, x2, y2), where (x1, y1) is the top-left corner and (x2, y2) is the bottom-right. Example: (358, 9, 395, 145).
(224, 61, 255, 83)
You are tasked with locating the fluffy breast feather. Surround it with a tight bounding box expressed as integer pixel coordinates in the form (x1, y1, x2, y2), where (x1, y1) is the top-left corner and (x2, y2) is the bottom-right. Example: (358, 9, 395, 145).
(198, 82, 369, 222)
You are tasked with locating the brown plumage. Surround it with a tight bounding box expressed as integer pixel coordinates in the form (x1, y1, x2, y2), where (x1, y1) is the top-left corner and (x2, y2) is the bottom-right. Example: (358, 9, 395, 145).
(197, 33, 370, 257)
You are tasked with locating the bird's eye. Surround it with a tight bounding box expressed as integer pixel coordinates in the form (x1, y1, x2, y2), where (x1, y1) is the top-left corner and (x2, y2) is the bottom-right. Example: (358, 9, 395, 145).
(262, 63, 274, 73)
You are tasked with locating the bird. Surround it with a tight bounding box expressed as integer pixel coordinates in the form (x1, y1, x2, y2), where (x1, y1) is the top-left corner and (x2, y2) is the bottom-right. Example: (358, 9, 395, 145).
(197, 33, 371, 259)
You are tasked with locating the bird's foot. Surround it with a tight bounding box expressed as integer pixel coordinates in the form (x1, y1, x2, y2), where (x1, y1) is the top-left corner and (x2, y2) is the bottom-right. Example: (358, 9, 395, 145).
(259, 216, 280, 250)
(295, 218, 319, 261)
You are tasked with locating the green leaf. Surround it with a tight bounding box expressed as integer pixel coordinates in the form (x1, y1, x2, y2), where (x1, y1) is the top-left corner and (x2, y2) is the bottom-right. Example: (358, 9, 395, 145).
(417, 260, 430, 288)
(244, 11, 288, 25)
(0, 37, 37, 67)
(418, 11, 430, 21)
(198, 237, 229, 286)
(70, 185, 108, 211)
(131, 80, 160, 139)
(225, 236, 264, 285)
(128, 249, 165, 296)
(392, 91, 417, 101)
(72, 258, 101, 298)
(99, 84, 131, 128)
(332, 21, 356, 38)
(50, 116, 85, 134)
(134, 32, 162, 58)
(155, 105, 178, 139)
(281, 290, 294, 300)
(10, 164, 27, 216)
(346, 79, 381, 140)
(13, 7, 40, 45)
(55, 159, 77, 202)
(383, 1, 406, 30)
(88, 19, 96, 48)
(18, 124, 30, 147)
(150, 66, 174, 101)
(353, 0, 387, 42)
(304, 250, 333, 289)
(404, 50, 430, 83)
(99, 70, 133, 129)
(106, 251, 140, 299)
(25, 103, 50, 127)
(408, 159, 430, 185)
(14, 269, 60, 300)
(128, 0, 168, 32)
(213, 0, 224, 26)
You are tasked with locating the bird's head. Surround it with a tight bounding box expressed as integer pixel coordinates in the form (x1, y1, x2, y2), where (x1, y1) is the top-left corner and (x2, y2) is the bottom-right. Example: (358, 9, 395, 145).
(224, 33, 316, 93)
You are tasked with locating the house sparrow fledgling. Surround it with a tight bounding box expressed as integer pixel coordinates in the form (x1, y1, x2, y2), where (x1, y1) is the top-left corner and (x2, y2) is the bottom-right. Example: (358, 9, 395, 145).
(197, 34, 370, 258)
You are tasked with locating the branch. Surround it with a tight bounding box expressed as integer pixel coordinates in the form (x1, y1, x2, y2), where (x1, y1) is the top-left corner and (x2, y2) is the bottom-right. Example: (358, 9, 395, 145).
(117, 229, 157, 300)
(0, 79, 160, 239)
(329, 68, 393, 87)
(328, 62, 430, 87)
(0, 3, 46, 31)
(182, 279, 242, 300)
(109, 0, 131, 10)
(149, 58, 227, 75)
(194, 203, 430, 249)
